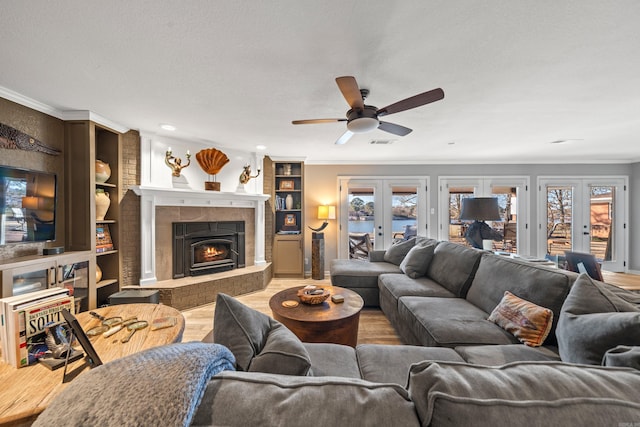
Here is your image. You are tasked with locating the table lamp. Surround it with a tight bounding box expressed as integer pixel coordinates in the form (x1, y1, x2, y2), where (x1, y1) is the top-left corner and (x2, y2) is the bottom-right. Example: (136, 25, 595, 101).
(459, 197, 503, 249)
(310, 205, 336, 280)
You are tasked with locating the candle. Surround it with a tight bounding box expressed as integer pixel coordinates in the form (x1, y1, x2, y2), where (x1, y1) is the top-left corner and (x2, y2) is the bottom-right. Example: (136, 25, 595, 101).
(186, 150, 190, 156)
(167, 147, 172, 153)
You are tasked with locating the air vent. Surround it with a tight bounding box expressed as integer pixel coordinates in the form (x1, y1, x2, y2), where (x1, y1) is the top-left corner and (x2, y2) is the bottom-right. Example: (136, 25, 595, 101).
(369, 140, 395, 145)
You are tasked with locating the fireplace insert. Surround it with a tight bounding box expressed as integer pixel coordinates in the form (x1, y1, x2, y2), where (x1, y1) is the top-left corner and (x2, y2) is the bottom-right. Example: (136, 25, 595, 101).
(172, 221, 245, 278)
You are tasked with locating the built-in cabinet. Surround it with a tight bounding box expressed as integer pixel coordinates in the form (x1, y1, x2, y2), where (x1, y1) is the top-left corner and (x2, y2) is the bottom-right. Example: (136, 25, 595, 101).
(65, 121, 122, 308)
(267, 158, 305, 277)
(0, 251, 92, 312)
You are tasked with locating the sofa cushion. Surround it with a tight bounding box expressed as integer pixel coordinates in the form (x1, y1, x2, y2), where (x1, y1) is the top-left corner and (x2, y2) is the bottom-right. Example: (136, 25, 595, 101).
(466, 254, 574, 345)
(303, 343, 361, 378)
(488, 291, 553, 347)
(556, 273, 640, 365)
(408, 361, 640, 427)
(356, 344, 463, 386)
(384, 237, 416, 265)
(399, 241, 436, 278)
(330, 258, 402, 288)
(192, 371, 422, 427)
(603, 345, 640, 370)
(398, 296, 519, 347)
(213, 293, 311, 375)
(379, 274, 456, 301)
(426, 241, 482, 297)
(454, 344, 561, 365)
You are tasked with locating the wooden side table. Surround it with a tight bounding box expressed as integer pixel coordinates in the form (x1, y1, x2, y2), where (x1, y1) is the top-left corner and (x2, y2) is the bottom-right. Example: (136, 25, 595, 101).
(0, 303, 184, 425)
(269, 286, 364, 347)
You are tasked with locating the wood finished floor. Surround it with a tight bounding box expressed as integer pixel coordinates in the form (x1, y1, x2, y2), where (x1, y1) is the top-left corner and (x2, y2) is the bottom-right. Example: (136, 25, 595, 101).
(181, 277, 402, 344)
(181, 271, 640, 344)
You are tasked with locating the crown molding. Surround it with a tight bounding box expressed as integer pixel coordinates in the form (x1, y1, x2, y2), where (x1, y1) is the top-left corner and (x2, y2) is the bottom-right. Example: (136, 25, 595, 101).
(0, 85, 129, 134)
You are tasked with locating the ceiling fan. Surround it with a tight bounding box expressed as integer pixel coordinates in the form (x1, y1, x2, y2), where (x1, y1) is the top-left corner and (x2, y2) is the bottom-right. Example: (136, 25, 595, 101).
(292, 76, 444, 145)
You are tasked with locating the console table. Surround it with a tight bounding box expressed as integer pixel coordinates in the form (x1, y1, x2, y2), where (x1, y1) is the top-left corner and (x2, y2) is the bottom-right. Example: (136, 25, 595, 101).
(0, 303, 184, 425)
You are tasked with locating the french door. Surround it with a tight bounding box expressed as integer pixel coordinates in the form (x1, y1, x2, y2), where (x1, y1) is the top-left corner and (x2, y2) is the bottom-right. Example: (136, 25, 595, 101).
(338, 177, 429, 259)
(538, 177, 627, 271)
(438, 177, 529, 254)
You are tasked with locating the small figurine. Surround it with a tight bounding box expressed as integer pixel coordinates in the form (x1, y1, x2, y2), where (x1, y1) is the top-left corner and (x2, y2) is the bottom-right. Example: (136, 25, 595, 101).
(165, 148, 191, 177)
(239, 164, 261, 184)
(44, 322, 72, 359)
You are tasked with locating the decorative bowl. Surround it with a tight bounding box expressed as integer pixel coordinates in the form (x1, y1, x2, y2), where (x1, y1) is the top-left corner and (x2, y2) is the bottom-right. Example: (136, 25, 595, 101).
(297, 288, 330, 305)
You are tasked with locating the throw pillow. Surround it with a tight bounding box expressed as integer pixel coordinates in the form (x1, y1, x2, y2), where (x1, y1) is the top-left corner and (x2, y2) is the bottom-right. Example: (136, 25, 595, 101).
(384, 237, 416, 265)
(213, 293, 311, 375)
(399, 242, 436, 278)
(487, 291, 553, 347)
(556, 273, 640, 365)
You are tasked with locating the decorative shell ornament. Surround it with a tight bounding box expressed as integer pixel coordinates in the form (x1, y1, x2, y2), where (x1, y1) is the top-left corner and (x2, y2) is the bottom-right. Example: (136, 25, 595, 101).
(195, 148, 230, 191)
(196, 148, 230, 175)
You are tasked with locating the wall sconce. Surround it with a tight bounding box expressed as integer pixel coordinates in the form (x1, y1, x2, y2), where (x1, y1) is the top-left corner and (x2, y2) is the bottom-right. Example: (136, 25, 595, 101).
(165, 147, 191, 177)
(310, 205, 336, 280)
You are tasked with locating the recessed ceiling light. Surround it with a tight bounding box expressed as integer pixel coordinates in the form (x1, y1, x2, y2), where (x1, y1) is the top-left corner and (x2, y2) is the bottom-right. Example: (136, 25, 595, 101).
(160, 124, 176, 131)
(256, 145, 267, 151)
(369, 140, 395, 145)
(447, 141, 456, 145)
(550, 139, 583, 144)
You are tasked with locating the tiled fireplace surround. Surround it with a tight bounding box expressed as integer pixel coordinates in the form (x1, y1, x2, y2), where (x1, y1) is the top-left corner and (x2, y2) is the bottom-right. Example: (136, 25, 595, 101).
(131, 186, 271, 310)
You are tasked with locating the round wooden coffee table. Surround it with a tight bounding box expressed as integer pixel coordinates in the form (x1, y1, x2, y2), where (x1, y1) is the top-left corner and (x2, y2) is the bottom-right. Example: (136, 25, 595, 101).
(269, 285, 364, 347)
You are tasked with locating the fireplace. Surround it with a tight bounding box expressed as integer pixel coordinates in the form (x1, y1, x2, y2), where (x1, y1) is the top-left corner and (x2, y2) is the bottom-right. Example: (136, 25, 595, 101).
(172, 221, 245, 278)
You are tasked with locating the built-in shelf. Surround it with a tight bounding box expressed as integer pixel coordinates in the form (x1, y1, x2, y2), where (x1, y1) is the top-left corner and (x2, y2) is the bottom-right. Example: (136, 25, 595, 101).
(96, 279, 118, 289)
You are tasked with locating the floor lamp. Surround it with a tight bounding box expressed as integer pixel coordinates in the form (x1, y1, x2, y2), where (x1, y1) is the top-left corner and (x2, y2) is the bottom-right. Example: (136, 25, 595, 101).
(459, 197, 502, 250)
(310, 205, 336, 280)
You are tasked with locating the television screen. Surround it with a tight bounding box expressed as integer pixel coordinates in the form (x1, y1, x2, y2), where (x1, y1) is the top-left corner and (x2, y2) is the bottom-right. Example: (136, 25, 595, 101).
(0, 165, 57, 245)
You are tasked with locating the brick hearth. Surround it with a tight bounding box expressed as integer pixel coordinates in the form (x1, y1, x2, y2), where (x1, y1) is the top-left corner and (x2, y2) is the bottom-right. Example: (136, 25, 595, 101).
(124, 263, 272, 311)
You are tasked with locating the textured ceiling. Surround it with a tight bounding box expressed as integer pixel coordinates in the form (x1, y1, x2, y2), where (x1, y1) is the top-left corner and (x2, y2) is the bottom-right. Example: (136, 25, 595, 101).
(2, 1, 640, 164)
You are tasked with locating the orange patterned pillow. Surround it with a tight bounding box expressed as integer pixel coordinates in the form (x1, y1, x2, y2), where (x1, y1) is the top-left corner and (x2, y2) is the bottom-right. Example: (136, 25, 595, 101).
(488, 291, 554, 347)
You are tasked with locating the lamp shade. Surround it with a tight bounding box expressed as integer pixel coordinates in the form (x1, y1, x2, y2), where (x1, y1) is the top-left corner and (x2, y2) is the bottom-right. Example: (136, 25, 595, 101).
(317, 205, 336, 220)
(460, 197, 501, 221)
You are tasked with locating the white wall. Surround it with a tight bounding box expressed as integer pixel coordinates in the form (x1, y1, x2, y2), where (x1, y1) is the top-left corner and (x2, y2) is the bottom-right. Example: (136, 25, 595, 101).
(139, 133, 263, 194)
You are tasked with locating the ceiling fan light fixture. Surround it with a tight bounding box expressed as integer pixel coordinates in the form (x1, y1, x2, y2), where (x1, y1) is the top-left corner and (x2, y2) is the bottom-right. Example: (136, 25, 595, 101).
(347, 117, 379, 133)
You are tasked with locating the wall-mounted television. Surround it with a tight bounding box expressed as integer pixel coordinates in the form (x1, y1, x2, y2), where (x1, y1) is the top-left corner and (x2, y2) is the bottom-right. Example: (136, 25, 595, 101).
(0, 165, 57, 245)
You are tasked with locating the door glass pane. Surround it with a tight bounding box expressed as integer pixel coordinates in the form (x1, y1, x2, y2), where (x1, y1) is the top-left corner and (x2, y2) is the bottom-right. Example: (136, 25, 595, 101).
(448, 186, 474, 246)
(348, 187, 374, 259)
(547, 185, 573, 256)
(391, 186, 417, 240)
(491, 186, 517, 253)
(590, 185, 614, 261)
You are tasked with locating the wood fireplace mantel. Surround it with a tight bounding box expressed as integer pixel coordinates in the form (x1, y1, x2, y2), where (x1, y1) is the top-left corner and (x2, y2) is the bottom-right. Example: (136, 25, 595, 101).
(131, 186, 270, 285)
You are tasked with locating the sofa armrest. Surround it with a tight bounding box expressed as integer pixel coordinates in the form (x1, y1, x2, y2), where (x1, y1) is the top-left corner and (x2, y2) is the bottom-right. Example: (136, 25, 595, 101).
(369, 250, 386, 262)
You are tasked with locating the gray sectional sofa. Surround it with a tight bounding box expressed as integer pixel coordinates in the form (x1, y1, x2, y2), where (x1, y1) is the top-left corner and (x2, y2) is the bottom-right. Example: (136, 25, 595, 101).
(35, 238, 640, 426)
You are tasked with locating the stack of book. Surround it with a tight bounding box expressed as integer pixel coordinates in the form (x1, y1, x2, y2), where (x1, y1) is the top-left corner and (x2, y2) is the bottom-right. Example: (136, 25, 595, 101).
(0, 288, 74, 368)
(96, 224, 114, 253)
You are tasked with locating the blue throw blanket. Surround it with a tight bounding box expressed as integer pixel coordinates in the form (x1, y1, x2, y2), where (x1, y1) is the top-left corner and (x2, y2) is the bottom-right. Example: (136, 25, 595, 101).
(33, 342, 235, 427)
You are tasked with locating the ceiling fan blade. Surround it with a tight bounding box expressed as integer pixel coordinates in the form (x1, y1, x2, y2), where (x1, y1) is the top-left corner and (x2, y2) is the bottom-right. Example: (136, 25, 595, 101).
(377, 88, 444, 117)
(292, 119, 346, 125)
(335, 76, 364, 110)
(335, 130, 354, 145)
(378, 121, 413, 136)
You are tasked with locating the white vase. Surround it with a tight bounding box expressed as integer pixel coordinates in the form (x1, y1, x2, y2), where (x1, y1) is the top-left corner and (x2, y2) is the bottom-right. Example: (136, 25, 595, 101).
(285, 194, 294, 210)
(95, 189, 111, 220)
